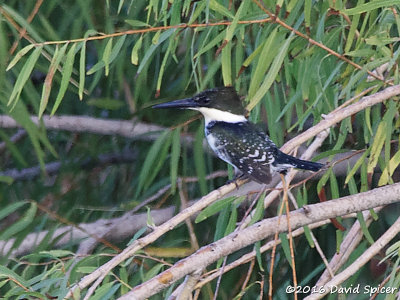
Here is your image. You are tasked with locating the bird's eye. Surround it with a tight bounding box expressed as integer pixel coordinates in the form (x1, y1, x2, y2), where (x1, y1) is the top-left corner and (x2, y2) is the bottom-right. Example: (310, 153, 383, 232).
(202, 97, 210, 104)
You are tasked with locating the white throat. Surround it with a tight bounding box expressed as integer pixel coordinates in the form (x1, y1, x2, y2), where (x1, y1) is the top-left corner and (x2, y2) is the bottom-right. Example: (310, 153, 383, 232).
(193, 107, 246, 125)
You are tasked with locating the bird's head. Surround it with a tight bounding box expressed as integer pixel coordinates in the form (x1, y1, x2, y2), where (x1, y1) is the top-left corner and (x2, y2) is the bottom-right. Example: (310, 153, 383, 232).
(152, 87, 247, 123)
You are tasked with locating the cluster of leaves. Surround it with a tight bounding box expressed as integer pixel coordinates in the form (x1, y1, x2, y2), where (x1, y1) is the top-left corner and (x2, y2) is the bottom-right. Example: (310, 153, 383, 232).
(0, 0, 400, 299)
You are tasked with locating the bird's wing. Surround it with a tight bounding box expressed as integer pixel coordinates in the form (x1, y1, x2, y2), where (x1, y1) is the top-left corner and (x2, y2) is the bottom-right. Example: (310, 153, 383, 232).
(209, 122, 277, 184)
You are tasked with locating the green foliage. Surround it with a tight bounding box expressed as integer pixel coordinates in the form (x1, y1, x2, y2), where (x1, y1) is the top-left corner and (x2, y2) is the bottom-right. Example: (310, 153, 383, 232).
(0, 0, 399, 299)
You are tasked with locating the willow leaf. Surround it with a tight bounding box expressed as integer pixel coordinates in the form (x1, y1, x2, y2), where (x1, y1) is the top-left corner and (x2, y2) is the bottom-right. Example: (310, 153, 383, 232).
(8, 46, 43, 109)
(52, 43, 77, 115)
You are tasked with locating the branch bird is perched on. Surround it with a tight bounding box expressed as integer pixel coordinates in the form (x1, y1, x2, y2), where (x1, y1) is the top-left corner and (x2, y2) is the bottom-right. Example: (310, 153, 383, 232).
(153, 87, 324, 184)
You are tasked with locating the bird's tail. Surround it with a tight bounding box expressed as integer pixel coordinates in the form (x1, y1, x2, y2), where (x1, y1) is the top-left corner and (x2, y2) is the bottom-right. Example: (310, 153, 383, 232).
(277, 152, 324, 172)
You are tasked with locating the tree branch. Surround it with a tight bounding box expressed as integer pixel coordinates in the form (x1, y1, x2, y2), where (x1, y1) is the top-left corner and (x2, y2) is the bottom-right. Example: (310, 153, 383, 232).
(121, 183, 400, 299)
(281, 84, 400, 153)
(0, 115, 166, 139)
(0, 151, 137, 181)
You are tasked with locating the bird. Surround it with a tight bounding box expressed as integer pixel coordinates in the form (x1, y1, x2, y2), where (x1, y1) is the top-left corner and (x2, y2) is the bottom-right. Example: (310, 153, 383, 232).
(153, 86, 324, 184)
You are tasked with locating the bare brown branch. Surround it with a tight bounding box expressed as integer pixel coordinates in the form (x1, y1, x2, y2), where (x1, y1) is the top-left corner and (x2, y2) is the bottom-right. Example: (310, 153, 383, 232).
(121, 183, 400, 299)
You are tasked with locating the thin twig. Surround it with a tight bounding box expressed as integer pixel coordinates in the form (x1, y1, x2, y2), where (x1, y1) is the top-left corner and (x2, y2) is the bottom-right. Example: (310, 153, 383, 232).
(268, 188, 286, 300)
(9, 0, 43, 54)
(287, 191, 335, 279)
(238, 258, 255, 300)
(282, 174, 298, 300)
(5, 17, 271, 47)
(314, 208, 382, 286)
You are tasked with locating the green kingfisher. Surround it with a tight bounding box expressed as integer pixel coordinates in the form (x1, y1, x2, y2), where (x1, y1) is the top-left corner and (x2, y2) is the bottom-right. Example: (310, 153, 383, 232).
(153, 87, 323, 184)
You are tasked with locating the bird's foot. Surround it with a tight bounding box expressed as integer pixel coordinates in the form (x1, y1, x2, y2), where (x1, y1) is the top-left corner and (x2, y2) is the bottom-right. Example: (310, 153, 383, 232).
(226, 173, 247, 189)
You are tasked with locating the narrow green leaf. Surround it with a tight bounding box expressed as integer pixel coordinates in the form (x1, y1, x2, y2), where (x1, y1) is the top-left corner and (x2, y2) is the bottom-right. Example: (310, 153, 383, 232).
(0, 130, 27, 166)
(209, 0, 234, 18)
(336, 229, 343, 253)
(0, 265, 28, 286)
(8, 46, 42, 108)
(110, 35, 126, 64)
(194, 126, 207, 195)
(135, 131, 171, 197)
(247, 33, 294, 111)
(131, 36, 143, 65)
(195, 196, 237, 223)
(152, 30, 161, 44)
(344, 1, 363, 53)
(51, 43, 77, 115)
(317, 167, 331, 193)
(345, 49, 375, 57)
(103, 38, 113, 76)
(387, 257, 400, 289)
(347, 167, 359, 195)
(125, 20, 151, 27)
(369, 209, 378, 221)
(367, 121, 386, 174)
(345, 149, 369, 184)
(240, 41, 264, 68)
(275, 87, 301, 122)
(79, 41, 86, 100)
(91, 282, 120, 300)
(194, 30, 225, 59)
(255, 241, 264, 271)
(304, 0, 311, 29)
(378, 149, 400, 186)
(224, 205, 237, 236)
(0, 202, 37, 240)
(1, 5, 44, 44)
(249, 195, 265, 226)
(303, 226, 315, 248)
(117, 0, 124, 14)
(188, 1, 206, 24)
(0, 201, 28, 221)
(145, 141, 172, 193)
(146, 206, 155, 227)
(247, 28, 279, 100)
(120, 267, 129, 294)
(87, 35, 126, 76)
(342, 1, 400, 15)
(279, 233, 292, 268)
(156, 44, 171, 92)
(6, 44, 34, 71)
(225, 0, 248, 42)
(311, 148, 351, 163)
(170, 127, 181, 194)
(39, 250, 74, 258)
(39, 44, 68, 118)
(137, 28, 175, 74)
(329, 169, 339, 199)
(360, 160, 368, 192)
(357, 212, 374, 244)
(127, 227, 147, 245)
(214, 207, 229, 242)
(221, 41, 232, 86)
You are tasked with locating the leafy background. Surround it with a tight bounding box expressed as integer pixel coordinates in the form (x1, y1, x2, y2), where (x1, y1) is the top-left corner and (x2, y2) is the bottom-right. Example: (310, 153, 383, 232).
(0, 0, 400, 299)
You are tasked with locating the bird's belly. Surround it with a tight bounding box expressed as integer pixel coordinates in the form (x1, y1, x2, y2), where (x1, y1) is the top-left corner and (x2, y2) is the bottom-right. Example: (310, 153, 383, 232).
(205, 133, 232, 164)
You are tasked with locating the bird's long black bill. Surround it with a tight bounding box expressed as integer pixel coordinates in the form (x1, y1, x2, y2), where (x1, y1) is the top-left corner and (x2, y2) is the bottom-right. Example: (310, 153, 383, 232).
(152, 97, 197, 109)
